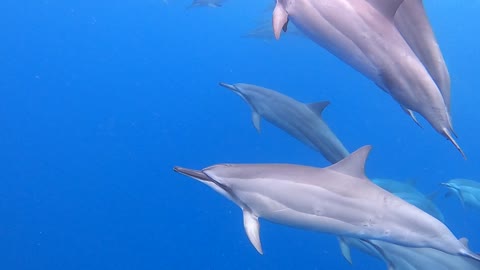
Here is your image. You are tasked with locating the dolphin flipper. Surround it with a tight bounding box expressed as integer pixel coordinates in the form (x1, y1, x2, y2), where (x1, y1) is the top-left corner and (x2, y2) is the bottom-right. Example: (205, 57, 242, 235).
(243, 210, 263, 254)
(252, 111, 261, 133)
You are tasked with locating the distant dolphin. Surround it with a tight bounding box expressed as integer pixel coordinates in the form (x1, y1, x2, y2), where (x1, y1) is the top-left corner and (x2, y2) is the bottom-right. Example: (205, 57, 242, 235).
(219, 82, 349, 164)
(442, 178, 480, 209)
(174, 146, 479, 260)
(395, 0, 451, 112)
(271, 0, 464, 157)
(187, 0, 224, 9)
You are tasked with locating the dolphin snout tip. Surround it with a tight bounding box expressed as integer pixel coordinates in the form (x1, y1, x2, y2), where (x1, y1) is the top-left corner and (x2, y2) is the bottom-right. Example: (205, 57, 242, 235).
(219, 82, 237, 91)
(173, 166, 211, 182)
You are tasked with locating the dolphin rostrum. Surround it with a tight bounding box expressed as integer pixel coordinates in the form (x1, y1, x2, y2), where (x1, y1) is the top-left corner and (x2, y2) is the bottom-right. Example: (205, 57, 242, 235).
(219, 82, 349, 164)
(271, 0, 464, 157)
(174, 146, 479, 260)
(442, 178, 480, 209)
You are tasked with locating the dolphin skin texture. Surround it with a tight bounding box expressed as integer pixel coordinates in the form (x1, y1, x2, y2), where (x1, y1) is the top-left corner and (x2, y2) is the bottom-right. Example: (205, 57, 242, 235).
(174, 146, 479, 261)
(271, 0, 464, 157)
(219, 82, 349, 163)
(442, 178, 480, 209)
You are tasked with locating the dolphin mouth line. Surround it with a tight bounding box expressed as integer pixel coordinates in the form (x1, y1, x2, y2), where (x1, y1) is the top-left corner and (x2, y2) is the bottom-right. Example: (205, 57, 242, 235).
(173, 166, 212, 182)
(219, 82, 238, 92)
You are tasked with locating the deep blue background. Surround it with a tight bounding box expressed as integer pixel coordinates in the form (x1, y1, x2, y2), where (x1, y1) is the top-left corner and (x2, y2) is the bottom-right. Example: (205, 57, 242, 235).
(0, 0, 479, 269)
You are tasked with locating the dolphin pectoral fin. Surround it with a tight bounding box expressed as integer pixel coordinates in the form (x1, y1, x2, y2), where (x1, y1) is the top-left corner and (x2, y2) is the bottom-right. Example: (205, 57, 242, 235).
(442, 128, 466, 159)
(359, 239, 395, 270)
(338, 237, 353, 264)
(252, 111, 261, 133)
(308, 101, 330, 117)
(243, 210, 263, 254)
(273, 2, 288, 40)
(401, 107, 422, 128)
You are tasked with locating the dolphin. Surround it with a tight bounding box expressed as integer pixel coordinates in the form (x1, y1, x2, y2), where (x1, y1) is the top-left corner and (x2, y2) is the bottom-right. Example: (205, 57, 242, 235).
(394, 0, 451, 112)
(174, 146, 479, 260)
(339, 236, 480, 270)
(442, 178, 480, 209)
(372, 178, 444, 222)
(219, 82, 349, 164)
(187, 0, 224, 9)
(271, 0, 464, 157)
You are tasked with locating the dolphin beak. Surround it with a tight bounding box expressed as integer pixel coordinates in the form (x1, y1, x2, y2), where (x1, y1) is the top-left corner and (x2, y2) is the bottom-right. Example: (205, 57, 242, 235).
(219, 82, 238, 92)
(440, 182, 452, 188)
(174, 166, 212, 182)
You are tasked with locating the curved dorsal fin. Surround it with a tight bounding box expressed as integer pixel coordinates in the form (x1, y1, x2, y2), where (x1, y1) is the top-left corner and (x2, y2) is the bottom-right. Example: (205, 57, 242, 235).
(460, 237, 470, 248)
(308, 101, 330, 117)
(327, 145, 372, 179)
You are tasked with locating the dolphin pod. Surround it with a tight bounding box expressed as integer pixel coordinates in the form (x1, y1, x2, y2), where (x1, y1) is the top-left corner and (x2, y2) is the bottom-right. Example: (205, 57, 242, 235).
(271, 0, 464, 157)
(174, 146, 480, 262)
(219, 82, 349, 164)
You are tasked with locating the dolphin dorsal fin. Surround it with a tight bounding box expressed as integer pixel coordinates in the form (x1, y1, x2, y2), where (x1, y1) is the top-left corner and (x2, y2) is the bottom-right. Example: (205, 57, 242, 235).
(243, 210, 263, 254)
(460, 237, 470, 248)
(366, 0, 405, 20)
(327, 145, 372, 179)
(308, 101, 330, 117)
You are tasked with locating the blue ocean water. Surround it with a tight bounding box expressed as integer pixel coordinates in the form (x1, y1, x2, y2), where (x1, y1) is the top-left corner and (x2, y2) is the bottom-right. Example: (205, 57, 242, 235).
(1, 0, 479, 269)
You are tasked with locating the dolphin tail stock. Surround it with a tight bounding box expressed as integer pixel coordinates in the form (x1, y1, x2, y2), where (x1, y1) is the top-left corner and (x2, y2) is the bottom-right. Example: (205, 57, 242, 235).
(442, 127, 466, 159)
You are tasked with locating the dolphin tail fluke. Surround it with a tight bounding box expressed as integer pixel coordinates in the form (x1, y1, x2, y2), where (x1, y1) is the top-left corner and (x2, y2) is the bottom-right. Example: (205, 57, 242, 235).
(442, 128, 466, 159)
